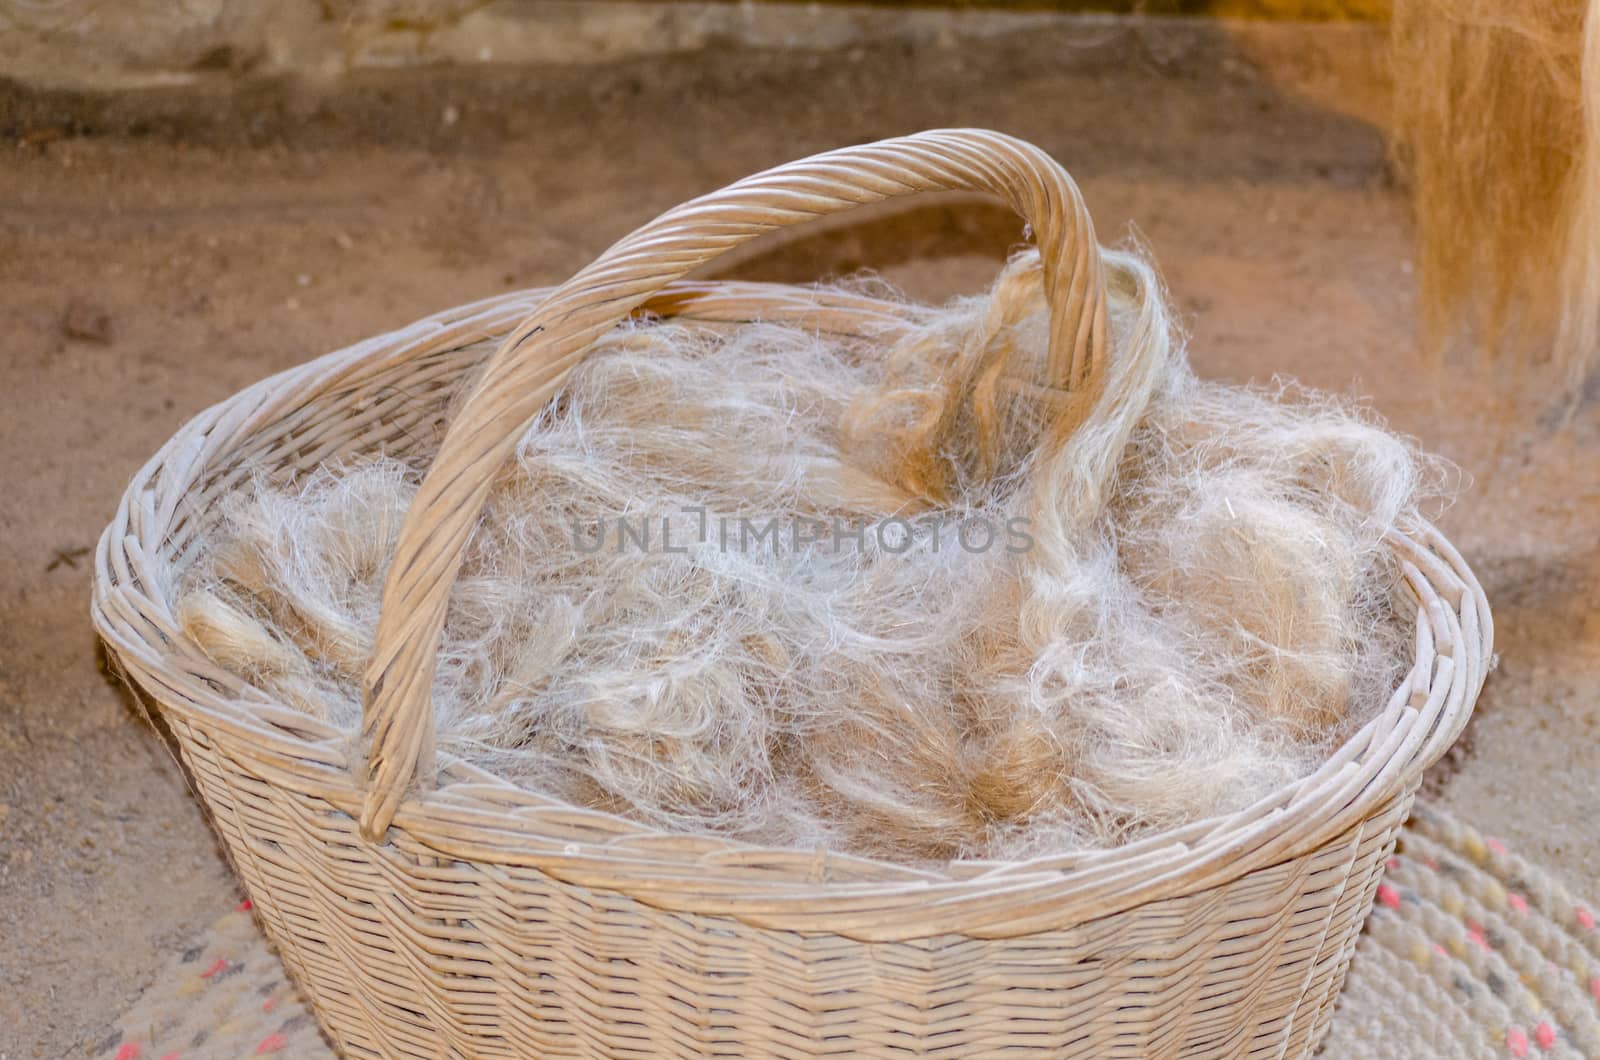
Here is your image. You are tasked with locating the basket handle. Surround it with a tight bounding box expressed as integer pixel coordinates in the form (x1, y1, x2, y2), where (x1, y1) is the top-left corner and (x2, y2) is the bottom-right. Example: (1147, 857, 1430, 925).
(358, 128, 1111, 840)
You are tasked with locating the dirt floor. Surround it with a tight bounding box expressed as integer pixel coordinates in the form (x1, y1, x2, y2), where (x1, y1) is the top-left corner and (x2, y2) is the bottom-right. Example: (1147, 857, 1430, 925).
(2, 17, 1597, 1059)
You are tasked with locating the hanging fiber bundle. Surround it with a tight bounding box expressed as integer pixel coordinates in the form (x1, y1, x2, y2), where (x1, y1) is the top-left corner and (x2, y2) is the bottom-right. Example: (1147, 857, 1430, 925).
(1391, 0, 1600, 384)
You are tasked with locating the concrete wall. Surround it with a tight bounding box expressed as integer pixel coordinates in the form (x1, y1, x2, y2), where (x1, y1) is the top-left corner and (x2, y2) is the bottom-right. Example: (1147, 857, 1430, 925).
(1, 1, 1387, 92)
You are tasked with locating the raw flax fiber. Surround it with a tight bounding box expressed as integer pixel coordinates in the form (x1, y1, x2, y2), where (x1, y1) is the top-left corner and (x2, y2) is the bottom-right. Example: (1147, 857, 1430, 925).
(173, 248, 1443, 865)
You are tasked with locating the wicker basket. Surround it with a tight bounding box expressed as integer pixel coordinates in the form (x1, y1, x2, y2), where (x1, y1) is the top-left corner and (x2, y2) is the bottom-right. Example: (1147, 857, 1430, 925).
(92, 130, 1492, 1058)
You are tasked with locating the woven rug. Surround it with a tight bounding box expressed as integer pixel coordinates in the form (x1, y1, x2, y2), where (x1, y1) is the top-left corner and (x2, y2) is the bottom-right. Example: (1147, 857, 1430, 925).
(91, 801, 1600, 1059)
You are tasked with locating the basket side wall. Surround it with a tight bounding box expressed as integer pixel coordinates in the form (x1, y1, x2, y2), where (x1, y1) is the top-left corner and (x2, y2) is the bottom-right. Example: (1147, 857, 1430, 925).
(169, 706, 1411, 1059)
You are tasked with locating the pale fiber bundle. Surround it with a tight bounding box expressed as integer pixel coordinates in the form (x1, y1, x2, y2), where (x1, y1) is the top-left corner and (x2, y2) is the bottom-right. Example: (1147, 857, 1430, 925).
(1391, 0, 1600, 383)
(173, 249, 1443, 865)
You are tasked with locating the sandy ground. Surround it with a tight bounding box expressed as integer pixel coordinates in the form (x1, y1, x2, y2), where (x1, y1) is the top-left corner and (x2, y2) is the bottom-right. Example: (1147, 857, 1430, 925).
(2, 18, 1596, 1059)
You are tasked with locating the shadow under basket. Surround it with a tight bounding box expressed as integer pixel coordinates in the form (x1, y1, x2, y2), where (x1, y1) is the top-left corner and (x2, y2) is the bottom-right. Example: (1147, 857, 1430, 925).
(92, 130, 1492, 1058)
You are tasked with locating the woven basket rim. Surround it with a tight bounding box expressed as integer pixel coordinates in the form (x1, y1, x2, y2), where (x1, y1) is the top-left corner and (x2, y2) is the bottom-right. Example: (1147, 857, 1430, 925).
(91, 279, 1493, 943)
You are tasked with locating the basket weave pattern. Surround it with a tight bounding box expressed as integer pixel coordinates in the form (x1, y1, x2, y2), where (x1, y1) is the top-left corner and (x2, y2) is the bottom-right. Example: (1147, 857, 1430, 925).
(92, 131, 1492, 1058)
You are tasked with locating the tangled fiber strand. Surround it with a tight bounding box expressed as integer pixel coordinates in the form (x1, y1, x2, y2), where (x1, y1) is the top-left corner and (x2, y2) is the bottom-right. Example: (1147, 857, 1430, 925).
(173, 249, 1446, 865)
(1391, 0, 1600, 385)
